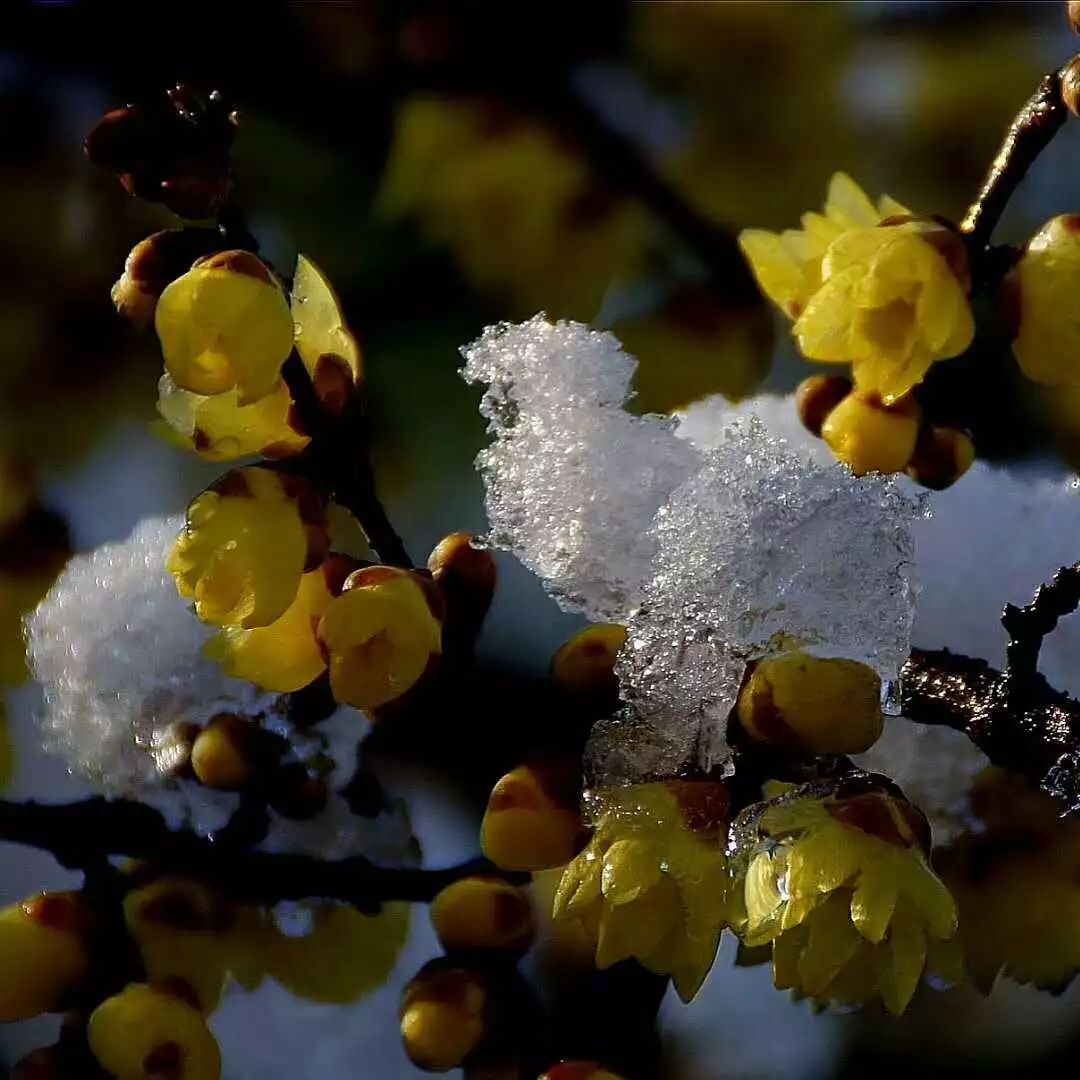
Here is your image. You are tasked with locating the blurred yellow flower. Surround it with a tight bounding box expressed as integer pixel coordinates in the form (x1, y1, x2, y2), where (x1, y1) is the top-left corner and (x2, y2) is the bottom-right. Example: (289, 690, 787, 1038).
(553, 780, 732, 1002)
(740, 173, 973, 403)
(736, 785, 957, 1014)
(937, 768, 1080, 993)
(380, 97, 648, 321)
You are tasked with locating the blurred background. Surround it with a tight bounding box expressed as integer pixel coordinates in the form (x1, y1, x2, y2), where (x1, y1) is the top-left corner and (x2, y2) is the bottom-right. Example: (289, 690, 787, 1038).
(4, 2, 1080, 1077)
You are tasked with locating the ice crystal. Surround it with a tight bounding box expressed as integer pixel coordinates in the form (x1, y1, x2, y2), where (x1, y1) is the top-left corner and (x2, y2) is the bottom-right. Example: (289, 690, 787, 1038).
(461, 315, 697, 619)
(465, 322, 921, 783)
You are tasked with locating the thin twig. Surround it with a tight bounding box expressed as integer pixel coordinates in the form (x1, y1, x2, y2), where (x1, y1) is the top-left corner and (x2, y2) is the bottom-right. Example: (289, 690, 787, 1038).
(0, 798, 521, 911)
(1001, 561, 1080, 685)
(960, 65, 1070, 250)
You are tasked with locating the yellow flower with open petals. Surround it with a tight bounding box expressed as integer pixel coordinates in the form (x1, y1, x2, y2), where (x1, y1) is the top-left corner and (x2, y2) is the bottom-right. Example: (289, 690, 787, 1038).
(734, 783, 957, 1014)
(740, 173, 974, 403)
(553, 780, 732, 1002)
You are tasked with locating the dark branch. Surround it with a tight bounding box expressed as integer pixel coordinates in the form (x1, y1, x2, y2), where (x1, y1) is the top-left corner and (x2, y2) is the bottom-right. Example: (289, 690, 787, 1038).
(960, 65, 1070, 250)
(901, 647, 1080, 812)
(282, 354, 413, 568)
(0, 798, 520, 910)
(1001, 561, 1080, 684)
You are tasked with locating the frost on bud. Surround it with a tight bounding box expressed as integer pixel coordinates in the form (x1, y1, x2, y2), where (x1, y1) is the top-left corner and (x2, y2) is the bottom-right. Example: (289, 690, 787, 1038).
(156, 374, 309, 463)
(551, 623, 626, 698)
(168, 467, 327, 629)
(429, 877, 534, 954)
(88, 983, 222, 1080)
(316, 566, 443, 710)
(480, 761, 583, 872)
(905, 426, 975, 490)
(736, 650, 884, 755)
(204, 569, 334, 693)
(1011, 215, 1080, 385)
(820, 390, 920, 476)
(155, 251, 294, 404)
(400, 965, 489, 1072)
(0, 893, 91, 1021)
(291, 254, 363, 384)
(794, 374, 851, 437)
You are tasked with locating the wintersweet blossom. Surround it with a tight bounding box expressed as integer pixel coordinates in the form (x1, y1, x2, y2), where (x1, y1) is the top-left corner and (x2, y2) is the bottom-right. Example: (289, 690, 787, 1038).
(735, 784, 957, 1014)
(553, 781, 732, 1002)
(740, 173, 974, 403)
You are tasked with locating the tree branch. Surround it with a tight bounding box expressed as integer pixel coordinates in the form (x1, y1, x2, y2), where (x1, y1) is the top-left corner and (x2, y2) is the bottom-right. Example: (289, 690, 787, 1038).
(960, 65, 1070, 251)
(0, 798, 520, 911)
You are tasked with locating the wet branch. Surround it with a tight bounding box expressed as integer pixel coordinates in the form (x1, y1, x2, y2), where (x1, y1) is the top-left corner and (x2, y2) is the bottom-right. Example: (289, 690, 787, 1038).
(0, 797, 519, 910)
(960, 65, 1071, 250)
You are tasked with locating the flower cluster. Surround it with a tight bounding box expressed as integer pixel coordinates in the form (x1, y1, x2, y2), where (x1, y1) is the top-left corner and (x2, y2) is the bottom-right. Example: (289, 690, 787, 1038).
(741, 172, 1080, 485)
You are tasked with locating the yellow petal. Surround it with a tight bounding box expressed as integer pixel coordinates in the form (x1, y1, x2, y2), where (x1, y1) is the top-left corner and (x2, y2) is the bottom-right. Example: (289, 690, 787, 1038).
(793, 265, 863, 362)
(744, 851, 784, 934)
(824, 172, 880, 229)
(739, 229, 813, 319)
(881, 898, 927, 1015)
(291, 255, 363, 382)
(850, 869, 898, 944)
(602, 837, 662, 906)
(797, 892, 862, 995)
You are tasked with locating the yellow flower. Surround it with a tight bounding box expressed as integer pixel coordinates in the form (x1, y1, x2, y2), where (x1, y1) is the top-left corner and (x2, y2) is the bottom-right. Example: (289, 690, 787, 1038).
(740, 173, 974, 403)
(204, 568, 334, 693)
(291, 254, 363, 383)
(735, 783, 957, 1014)
(936, 768, 1080, 993)
(168, 467, 326, 630)
(316, 566, 442, 709)
(155, 250, 294, 405)
(156, 374, 309, 462)
(379, 97, 647, 321)
(553, 780, 732, 1002)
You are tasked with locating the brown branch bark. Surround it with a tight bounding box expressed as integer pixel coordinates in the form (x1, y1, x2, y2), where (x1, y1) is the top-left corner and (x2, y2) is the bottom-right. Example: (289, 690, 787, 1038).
(960, 65, 1070, 251)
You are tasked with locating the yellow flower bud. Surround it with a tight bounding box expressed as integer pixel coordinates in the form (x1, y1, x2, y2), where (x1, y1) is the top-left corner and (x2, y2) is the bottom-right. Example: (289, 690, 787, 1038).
(400, 966, 488, 1072)
(155, 250, 294, 404)
(794, 374, 851, 437)
(905, 426, 975, 490)
(821, 390, 920, 476)
(480, 762, 583, 872)
(168, 467, 325, 629)
(1012, 215, 1080, 385)
(0, 894, 90, 1021)
(317, 567, 442, 709)
(428, 532, 497, 647)
(551, 624, 626, 698)
(189, 714, 281, 791)
(88, 983, 221, 1080)
(430, 877, 534, 953)
(736, 650, 883, 755)
(204, 569, 334, 693)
